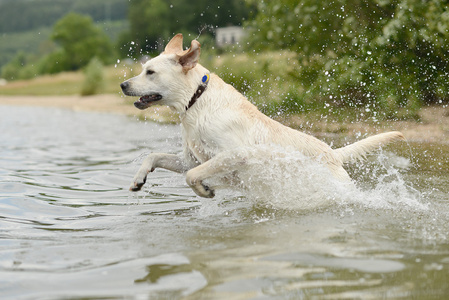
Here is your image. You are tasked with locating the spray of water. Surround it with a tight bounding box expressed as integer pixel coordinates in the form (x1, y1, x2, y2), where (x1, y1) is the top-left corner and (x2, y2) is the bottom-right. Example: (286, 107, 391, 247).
(202, 145, 427, 213)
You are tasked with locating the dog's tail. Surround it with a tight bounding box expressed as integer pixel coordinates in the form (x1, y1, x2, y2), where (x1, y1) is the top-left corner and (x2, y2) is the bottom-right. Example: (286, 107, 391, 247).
(335, 131, 405, 163)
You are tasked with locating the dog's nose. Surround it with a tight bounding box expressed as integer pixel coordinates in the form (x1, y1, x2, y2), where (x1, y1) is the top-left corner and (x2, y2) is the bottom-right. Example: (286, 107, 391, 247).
(120, 81, 129, 91)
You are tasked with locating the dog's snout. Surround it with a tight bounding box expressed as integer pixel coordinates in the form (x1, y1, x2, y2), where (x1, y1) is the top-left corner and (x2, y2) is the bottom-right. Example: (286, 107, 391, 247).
(120, 81, 129, 92)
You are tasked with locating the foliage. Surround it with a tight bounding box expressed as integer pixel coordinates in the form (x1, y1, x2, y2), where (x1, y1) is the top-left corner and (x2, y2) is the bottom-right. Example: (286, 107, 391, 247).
(246, 0, 449, 118)
(81, 57, 104, 96)
(0, 0, 127, 71)
(1, 52, 29, 80)
(0, 0, 127, 33)
(51, 13, 115, 70)
(0, 27, 53, 70)
(1, 13, 117, 80)
(123, 0, 253, 56)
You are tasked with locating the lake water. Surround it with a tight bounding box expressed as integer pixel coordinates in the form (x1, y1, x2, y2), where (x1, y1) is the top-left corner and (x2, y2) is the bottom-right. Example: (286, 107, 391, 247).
(1, 105, 448, 299)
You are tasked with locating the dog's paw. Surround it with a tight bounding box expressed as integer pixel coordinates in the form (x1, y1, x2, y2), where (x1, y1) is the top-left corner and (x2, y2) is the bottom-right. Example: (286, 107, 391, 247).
(186, 172, 215, 198)
(129, 174, 147, 192)
(192, 182, 215, 198)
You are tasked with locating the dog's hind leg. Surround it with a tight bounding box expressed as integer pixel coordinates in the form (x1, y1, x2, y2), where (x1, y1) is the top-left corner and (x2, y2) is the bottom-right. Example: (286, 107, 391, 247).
(130, 153, 190, 191)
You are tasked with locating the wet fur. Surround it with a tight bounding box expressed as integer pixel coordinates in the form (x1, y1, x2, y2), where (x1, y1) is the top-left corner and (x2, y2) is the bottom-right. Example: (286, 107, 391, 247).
(120, 34, 405, 198)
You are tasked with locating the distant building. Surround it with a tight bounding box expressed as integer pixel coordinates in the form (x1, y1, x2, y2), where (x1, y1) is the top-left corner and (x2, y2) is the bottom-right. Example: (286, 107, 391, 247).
(215, 26, 245, 47)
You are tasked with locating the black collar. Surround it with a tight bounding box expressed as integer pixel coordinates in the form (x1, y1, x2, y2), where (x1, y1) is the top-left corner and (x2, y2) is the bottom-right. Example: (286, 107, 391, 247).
(186, 74, 210, 111)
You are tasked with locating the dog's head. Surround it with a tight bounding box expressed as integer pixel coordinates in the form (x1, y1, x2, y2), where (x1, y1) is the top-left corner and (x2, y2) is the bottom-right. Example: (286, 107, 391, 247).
(120, 34, 205, 111)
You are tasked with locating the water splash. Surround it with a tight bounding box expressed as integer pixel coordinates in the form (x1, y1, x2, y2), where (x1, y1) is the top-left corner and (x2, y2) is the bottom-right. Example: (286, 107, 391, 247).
(206, 145, 427, 213)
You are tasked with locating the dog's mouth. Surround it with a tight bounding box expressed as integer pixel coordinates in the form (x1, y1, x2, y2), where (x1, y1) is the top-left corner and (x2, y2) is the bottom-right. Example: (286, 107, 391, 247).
(134, 93, 163, 110)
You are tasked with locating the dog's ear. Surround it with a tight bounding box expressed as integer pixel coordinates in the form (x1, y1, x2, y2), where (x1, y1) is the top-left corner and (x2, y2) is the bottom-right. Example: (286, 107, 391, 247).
(178, 40, 201, 72)
(164, 33, 184, 55)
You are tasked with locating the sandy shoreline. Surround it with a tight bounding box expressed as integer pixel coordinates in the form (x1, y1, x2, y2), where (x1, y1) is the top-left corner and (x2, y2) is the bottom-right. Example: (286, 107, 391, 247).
(1, 94, 448, 144)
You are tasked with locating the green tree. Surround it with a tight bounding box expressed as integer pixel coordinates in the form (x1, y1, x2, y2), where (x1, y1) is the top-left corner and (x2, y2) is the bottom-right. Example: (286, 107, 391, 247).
(51, 13, 115, 70)
(246, 0, 449, 118)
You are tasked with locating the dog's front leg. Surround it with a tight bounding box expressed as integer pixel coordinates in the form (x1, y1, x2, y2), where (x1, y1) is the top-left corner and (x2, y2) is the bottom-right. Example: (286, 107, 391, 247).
(185, 163, 217, 198)
(130, 153, 189, 191)
(185, 151, 247, 198)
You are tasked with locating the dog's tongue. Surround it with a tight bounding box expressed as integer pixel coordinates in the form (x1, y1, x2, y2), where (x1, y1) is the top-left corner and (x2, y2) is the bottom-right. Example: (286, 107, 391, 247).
(139, 95, 152, 103)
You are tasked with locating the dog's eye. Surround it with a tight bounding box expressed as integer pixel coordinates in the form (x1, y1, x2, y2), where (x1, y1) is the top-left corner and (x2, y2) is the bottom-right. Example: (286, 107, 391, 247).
(146, 70, 155, 75)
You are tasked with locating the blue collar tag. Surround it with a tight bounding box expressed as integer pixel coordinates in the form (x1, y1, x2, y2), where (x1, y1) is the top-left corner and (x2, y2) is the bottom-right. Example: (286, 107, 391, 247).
(202, 74, 210, 84)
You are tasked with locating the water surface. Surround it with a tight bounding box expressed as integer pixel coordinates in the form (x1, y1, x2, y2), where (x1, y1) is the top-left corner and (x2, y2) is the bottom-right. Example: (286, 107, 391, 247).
(1, 105, 448, 299)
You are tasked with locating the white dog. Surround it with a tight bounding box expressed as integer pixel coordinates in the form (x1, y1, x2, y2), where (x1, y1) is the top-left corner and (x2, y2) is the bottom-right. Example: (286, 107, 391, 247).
(120, 34, 404, 198)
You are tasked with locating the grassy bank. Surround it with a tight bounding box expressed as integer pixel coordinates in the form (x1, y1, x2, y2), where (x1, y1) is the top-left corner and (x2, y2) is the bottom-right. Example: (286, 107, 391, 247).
(0, 64, 129, 96)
